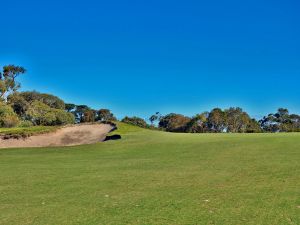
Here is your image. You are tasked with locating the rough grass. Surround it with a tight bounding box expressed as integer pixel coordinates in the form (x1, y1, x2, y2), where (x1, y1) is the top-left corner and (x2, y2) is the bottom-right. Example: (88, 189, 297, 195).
(0, 126, 58, 139)
(0, 122, 300, 225)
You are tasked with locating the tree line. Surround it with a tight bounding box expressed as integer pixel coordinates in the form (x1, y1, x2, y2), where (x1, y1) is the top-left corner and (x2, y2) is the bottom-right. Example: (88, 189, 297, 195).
(1, 64, 299, 133)
(122, 108, 300, 133)
(0, 65, 115, 128)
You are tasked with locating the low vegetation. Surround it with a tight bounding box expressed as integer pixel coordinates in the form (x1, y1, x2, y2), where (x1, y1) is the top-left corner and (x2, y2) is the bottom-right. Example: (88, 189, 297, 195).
(0, 126, 57, 139)
(1, 123, 299, 224)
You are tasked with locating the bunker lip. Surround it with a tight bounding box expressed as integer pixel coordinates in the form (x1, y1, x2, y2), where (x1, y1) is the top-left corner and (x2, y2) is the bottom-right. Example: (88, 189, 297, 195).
(0, 123, 115, 148)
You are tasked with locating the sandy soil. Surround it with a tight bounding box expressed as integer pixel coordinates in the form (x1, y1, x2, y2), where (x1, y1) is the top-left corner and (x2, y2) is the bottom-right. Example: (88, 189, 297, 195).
(0, 124, 114, 148)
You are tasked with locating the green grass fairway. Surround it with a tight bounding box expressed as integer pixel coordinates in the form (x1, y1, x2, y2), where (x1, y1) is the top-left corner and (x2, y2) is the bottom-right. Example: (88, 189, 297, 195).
(1, 123, 300, 225)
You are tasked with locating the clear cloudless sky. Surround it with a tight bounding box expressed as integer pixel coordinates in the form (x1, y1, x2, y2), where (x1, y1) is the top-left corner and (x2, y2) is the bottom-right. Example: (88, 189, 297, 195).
(1, 0, 300, 120)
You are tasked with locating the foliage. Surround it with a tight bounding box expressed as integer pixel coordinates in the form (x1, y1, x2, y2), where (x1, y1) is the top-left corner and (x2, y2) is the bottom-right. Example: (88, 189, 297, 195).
(7, 92, 30, 118)
(121, 116, 148, 128)
(97, 109, 116, 122)
(149, 112, 161, 125)
(246, 119, 262, 133)
(18, 120, 34, 127)
(260, 108, 300, 132)
(225, 107, 252, 133)
(82, 109, 96, 123)
(207, 108, 226, 132)
(65, 103, 76, 112)
(0, 65, 26, 100)
(159, 113, 191, 132)
(185, 113, 209, 133)
(17, 91, 65, 109)
(25, 101, 74, 126)
(0, 102, 19, 128)
(53, 109, 75, 125)
(73, 105, 90, 122)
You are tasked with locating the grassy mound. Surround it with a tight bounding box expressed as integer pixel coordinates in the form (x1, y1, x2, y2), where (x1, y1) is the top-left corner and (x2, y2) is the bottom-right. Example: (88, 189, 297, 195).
(0, 126, 58, 139)
(0, 123, 300, 224)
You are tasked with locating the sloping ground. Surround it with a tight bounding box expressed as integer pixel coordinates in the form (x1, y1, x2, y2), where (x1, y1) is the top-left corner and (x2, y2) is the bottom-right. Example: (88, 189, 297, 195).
(0, 124, 114, 148)
(1, 123, 300, 224)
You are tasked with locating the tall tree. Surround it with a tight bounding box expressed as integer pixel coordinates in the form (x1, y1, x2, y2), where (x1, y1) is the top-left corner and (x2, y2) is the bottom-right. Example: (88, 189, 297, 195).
(225, 107, 251, 133)
(207, 108, 226, 132)
(83, 109, 96, 123)
(97, 109, 116, 121)
(65, 103, 76, 112)
(159, 113, 191, 132)
(260, 108, 299, 132)
(185, 112, 208, 133)
(0, 65, 26, 100)
(74, 105, 90, 122)
(246, 119, 262, 133)
(149, 112, 161, 125)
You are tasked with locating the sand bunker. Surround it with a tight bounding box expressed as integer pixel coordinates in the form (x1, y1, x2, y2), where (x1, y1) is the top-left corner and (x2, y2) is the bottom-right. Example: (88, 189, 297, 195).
(0, 124, 114, 148)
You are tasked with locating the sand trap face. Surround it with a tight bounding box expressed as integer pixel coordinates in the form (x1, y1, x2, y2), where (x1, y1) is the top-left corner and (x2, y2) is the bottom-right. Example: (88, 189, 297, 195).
(0, 124, 114, 148)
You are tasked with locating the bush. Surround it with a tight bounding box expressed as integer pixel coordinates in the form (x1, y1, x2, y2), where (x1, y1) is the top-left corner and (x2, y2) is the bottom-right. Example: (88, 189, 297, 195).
(121, 116, 148, 128)
(0, 103, 20, 128)
(26, 101, 54, 125)
(159, 113, 191, 132)
(1, 115, 20, 128)
(97, 109, 116, 122)
(18, 120, 33, 127)
(53, 109, 75, 125)
(26, 101, 75, 126)
(19, 91, 65, 110)
(7, 92, 29, 118)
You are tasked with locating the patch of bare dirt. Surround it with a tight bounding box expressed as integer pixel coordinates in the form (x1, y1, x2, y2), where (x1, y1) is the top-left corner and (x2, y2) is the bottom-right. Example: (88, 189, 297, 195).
(0, 124, 114, 148)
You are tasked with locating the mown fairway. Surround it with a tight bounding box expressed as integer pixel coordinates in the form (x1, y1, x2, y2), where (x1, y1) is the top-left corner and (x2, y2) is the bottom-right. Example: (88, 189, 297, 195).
(1, 123, 300, 225)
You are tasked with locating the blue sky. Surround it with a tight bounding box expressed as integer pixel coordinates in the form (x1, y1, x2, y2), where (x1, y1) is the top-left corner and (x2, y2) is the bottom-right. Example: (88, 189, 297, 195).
(1, 0, 300, 120)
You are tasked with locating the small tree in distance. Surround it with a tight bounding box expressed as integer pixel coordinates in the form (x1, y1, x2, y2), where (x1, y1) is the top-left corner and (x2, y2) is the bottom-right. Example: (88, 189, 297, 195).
(97, 109, 116, 122)
(149, 112, 161, 126)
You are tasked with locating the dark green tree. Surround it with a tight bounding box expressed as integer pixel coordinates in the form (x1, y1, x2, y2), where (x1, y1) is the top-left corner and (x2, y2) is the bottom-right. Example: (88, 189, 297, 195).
(65, 103, 76, 112)
(149, 112, 161, 125)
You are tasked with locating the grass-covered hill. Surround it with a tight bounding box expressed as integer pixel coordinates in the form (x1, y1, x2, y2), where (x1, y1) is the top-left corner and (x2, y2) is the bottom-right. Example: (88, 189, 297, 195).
(1, 122, 300, 225)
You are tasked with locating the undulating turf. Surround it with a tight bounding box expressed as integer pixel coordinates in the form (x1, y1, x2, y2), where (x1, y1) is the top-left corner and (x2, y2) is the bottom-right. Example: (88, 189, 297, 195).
(0, 123, 300, 225)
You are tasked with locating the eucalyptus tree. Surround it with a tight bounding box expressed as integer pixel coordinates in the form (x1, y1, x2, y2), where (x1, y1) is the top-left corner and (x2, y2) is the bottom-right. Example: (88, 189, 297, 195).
(0, 65, 26, 101)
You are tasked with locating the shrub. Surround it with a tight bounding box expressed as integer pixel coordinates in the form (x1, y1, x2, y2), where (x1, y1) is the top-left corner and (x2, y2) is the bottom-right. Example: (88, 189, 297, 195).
(53, 109, 75, 125)
(7, 92, 29, 118)
(159, 113, 191, 132)
(121, 116, 148, 128)
(18, 120, 33, 127)
(0, 103, 20, 128)
(26, 101, 75, 126)
(26, 101, 54, 125)
(97, 109, 116, 122)
(83, 110, 96, 123)
(19, 91, 65, 109)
